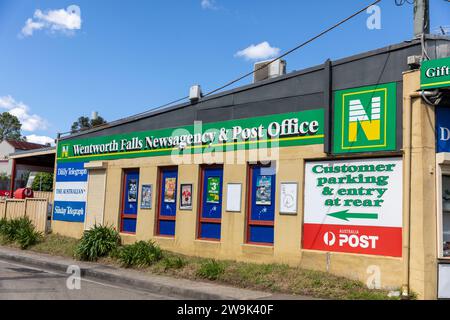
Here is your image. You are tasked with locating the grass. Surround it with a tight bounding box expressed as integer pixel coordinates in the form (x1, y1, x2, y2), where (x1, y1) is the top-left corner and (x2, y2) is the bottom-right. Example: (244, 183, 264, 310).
(74, 224, 121, 261)
(0, 217, 43, 249)
(0, 232, 402, 300)
(118, 241, 163, 268)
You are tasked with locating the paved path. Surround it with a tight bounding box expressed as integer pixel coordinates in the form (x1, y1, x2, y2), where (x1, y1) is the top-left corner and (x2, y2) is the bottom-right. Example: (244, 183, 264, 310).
(0, 258, 185, 300)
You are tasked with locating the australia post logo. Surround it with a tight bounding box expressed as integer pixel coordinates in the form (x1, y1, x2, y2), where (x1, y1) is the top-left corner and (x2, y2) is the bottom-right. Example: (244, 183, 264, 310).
(332, 82, 397, 154)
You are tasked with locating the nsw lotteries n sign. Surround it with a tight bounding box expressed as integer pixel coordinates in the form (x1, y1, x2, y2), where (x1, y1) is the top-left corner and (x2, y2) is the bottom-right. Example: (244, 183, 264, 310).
(303, 157, 403, 257)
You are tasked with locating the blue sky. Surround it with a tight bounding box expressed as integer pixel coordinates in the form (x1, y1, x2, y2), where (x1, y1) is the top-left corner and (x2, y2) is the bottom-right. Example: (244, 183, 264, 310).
(0, 0, 448, 144)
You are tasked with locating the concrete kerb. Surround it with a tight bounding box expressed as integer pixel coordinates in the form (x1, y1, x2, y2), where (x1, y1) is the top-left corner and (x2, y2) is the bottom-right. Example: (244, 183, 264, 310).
(0, 247, 274, 300)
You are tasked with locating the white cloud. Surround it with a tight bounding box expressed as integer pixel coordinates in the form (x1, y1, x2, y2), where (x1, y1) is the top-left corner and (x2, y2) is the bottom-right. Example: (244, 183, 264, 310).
(201, 0, 218, 10)
(235, 41, 280, 61)
(21, 5, 82, 37)
(25, 134, 54, 146)
(0, 95, 48, 132)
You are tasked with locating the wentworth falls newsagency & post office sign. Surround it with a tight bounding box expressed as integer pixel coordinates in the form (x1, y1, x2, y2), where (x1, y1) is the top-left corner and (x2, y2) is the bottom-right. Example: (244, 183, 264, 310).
(52, 38, 450, 299)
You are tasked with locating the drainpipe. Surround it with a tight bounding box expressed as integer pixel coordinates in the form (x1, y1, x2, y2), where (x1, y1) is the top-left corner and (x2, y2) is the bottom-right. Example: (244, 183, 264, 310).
(402, 90, 436, 298)
(9, 159, 16, 198)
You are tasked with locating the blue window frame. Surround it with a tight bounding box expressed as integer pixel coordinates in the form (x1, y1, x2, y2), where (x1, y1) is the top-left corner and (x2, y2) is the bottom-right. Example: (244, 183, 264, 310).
(246, 164, 276, 245)
(198, 166, 223, 240)
(157, 167, 178, 236)
(120, 169, 140, 233)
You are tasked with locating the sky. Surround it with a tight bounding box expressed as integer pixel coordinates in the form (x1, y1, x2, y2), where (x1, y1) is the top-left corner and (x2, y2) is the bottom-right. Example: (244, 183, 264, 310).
(0, 0, 448, 145)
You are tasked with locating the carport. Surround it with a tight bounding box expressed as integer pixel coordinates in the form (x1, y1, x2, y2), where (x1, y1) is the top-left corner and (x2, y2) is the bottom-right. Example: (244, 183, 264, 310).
(8, 146, 56, 197)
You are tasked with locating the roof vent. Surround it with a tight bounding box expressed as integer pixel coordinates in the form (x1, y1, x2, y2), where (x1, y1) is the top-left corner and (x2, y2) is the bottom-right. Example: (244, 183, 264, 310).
(253, 59, 286, 83)
(189, 85, 202, 102)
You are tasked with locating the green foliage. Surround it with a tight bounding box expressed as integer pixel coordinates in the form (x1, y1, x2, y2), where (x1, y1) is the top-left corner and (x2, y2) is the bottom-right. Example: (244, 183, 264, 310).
(75, 225, 120, 261)
(0, 112, 25, 141)
(118, 241, 163, 268)
(0, 217, 42, 249)
(71, 115, 107, 133)
(162, 256, 186, 270)
(196, 259, 225, 280)
(31, 172, 54, 192)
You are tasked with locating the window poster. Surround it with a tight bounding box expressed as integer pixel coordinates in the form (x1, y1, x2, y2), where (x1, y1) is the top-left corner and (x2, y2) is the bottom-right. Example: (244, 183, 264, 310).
(164, 177, 176, 203)
(141, 184, 152, 209)
(255, 175, 272, 205)
(127, 178, 138, 203)
(180, 184, 193, 210)
(206, 177, 220, 204)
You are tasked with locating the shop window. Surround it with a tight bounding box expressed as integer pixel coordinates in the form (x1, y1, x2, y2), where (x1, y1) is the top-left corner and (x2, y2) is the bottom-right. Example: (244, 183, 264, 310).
(120, 169, 140, 234)
(156, 167, 178, 236)
(246, 163, 276, 245)
(441, 175, 450, 257)
(198, 166, 224, 240)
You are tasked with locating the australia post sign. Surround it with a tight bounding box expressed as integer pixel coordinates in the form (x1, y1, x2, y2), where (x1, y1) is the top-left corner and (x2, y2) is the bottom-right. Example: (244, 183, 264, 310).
(303, 157, 403, 257)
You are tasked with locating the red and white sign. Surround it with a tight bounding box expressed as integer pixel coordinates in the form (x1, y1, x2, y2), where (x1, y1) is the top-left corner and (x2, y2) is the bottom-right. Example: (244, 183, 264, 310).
(303, 158, 403, 257)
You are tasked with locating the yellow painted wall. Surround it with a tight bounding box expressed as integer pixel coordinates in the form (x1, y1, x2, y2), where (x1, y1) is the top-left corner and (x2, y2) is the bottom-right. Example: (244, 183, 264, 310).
(51, 143, 405, 290)
(51, 70, 442, 297)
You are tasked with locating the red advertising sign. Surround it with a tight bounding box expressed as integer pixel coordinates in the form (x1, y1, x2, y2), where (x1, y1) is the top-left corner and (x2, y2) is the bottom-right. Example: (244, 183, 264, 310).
(303, 158, 403, 258)
(303, 224, 402, 257)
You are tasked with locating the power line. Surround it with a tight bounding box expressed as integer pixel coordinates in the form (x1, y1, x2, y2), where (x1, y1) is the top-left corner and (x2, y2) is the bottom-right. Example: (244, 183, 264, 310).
(63, 0, 382, 137)
(202, 0, 382, 97)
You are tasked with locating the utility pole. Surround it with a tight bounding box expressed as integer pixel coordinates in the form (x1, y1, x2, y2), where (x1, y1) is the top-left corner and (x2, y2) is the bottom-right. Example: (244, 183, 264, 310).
(414, 0, 430, 37)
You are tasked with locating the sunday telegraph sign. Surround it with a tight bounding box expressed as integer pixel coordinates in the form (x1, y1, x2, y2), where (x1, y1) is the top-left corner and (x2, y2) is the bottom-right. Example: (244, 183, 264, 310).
(421, 56, 450, 90)
(303, 157, 403, 257)
(57, 109, 324, 162)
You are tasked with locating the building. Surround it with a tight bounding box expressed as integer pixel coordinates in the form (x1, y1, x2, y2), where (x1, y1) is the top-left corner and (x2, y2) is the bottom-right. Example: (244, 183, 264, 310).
(0, 140, 50, 192)
(52, 35, 450, 299)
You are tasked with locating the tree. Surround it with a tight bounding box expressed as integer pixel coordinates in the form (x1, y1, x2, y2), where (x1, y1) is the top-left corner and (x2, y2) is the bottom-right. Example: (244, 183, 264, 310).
(71, 115, 107, 133)
(31, 172, 54, 192)
(0, 112, 26, 141)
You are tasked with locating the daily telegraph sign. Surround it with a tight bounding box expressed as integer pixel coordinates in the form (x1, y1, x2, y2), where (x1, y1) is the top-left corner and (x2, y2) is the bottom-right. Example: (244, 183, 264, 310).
(57, 109, 324, 162)
(421, 56, 450, 90)
(303, 157, 403, 257)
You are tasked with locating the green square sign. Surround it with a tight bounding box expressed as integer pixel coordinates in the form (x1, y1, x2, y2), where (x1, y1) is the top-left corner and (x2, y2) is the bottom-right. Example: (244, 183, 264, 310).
(421, 57, 450, 90)
(332, 82, 397, 154)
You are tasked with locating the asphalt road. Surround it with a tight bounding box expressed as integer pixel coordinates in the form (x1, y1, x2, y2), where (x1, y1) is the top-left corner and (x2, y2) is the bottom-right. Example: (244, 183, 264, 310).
(0, 259, 183, 300)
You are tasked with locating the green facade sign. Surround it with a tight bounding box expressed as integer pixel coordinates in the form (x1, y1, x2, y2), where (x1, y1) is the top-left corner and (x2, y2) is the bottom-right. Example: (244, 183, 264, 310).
(332, 82, 397, 154)
(421, 56, 450, 90)
(57, 109, 324, 162)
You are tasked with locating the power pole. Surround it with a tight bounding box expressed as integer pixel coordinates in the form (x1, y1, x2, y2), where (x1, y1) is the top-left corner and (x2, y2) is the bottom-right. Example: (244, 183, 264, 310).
(414, 0, 430, 37)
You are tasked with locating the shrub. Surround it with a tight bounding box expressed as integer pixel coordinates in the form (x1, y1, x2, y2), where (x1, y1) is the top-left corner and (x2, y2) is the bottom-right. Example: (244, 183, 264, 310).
(75, 225, 120, 261)
(0, 217, 8, 234)
(196, 259, 225, 280)
(162, 256, 186, 270)
(16, 225, 43, 249)
(0, 217, 42, 249)
(31, 172, 54, 192)
(118, 241, 163, 268)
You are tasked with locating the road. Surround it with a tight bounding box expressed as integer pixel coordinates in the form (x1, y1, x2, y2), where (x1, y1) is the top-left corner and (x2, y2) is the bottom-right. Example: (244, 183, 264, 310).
(0, 259, 184, 300)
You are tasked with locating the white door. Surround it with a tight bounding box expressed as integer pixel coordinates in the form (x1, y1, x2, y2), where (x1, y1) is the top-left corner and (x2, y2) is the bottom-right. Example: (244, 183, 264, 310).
(84, 169, 107, 230)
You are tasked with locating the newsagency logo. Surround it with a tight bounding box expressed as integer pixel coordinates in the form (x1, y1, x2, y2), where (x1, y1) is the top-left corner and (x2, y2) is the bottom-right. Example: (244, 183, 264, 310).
(332, 82, 396, 154)
(61, 145, 69, 158)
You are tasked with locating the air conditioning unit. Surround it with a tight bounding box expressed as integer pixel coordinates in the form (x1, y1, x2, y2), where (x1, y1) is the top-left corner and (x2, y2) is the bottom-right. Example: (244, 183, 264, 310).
(253, 59, 286, 83)
(189, 85, 202, 102)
